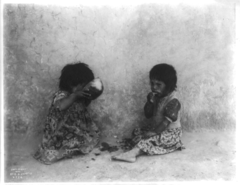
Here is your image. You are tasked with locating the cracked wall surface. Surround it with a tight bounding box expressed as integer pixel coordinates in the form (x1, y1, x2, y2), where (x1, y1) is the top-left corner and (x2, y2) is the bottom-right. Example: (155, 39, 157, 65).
(4, 3, 236, 139)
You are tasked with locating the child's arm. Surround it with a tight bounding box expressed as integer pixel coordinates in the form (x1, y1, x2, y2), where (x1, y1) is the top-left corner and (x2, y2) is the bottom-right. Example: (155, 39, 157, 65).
(84, 99, 92, 107)
(155, 98, 181, 134)
(154, 119, 171, 134)
(54, 93, 77, 111)
(144, 92, 155, 118)
(54, 91, 91, 111)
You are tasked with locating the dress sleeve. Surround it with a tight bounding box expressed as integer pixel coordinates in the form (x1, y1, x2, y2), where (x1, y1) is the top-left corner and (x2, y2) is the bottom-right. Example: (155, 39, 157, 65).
(52, 91, 68, 106)
(164, 98, 181, 122)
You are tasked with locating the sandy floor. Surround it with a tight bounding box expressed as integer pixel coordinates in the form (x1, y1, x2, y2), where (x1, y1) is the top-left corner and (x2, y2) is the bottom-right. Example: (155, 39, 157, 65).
(5, 129, 236, 182)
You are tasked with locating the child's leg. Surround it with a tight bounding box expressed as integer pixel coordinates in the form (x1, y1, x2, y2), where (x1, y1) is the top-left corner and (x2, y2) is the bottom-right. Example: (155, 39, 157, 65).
(112, 147, 142, 163)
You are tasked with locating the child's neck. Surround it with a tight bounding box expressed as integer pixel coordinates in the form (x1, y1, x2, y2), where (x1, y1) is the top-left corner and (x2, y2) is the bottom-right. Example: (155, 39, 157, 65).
(160, 91, 173, 99)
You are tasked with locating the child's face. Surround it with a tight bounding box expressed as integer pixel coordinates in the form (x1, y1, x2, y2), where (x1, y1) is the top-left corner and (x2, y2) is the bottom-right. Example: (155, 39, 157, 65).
(150, 79, 168, 97)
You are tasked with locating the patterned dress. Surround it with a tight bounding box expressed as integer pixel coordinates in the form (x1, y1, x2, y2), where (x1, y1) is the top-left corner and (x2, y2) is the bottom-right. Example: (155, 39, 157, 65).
(33, 91, 100, 164)
(121, 92, 184, 155)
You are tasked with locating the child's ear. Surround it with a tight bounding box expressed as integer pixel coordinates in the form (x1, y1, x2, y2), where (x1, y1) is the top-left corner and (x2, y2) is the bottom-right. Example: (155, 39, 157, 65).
(164, 87, 171, 94)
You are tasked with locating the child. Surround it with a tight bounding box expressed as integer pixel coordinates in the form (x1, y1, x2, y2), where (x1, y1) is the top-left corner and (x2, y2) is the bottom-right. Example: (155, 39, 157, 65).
(112, 63, 184, 162)
(33, 62, 103, 165)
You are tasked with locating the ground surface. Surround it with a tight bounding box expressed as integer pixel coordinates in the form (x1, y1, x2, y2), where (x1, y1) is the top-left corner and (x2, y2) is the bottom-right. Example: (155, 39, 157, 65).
(5, 129, 237, 183)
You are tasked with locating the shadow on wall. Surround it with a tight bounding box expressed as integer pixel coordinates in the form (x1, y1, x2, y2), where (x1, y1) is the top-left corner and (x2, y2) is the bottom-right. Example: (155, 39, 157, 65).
(4, 3, 236, 140)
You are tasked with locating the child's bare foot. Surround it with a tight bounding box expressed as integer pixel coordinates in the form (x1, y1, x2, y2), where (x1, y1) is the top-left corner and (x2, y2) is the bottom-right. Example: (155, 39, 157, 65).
(111, 153, 137, 163)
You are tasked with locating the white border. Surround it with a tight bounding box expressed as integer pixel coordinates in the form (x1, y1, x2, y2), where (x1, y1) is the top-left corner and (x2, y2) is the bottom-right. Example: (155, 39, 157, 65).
(1, 0, 217, 6)
(1, 0, 4, 184)
(1, 0, 239, 184)
(235, 3, 240, 185)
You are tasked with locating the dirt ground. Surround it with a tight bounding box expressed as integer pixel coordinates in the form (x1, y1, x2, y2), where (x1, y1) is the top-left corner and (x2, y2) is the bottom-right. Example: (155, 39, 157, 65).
(4, 129, 237, 183)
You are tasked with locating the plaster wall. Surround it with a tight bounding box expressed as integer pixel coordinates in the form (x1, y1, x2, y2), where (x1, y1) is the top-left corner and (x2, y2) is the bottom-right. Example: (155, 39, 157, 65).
(4, 2, 236, 139)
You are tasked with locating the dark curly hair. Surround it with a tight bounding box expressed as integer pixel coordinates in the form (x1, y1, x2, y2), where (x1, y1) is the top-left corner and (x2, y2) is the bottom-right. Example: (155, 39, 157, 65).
(149, 63, 177, 93)
(59, 62, 94, 92)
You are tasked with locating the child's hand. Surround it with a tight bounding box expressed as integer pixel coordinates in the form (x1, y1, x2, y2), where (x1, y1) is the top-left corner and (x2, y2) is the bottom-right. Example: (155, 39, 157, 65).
(74, 89, 91, 99)
(74, 83, 85, 92)
(147, 92, 156, 103)
(132, 135, 142, 144)
(143, 131, 156, 139)
(72, 84, 91, 99)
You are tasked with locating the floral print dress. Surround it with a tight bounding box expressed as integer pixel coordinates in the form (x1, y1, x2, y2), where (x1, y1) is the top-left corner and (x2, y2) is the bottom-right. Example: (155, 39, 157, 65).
(34, 91, 100, 164)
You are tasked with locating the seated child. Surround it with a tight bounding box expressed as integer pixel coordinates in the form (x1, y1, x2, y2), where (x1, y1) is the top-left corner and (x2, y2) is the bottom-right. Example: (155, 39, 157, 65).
(33, 62, 103, 165)
(112, 63, 184, 162)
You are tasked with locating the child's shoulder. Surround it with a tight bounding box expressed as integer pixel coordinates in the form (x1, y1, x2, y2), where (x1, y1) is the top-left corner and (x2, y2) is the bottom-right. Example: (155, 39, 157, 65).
(168, 91, 180, 100)
(166, 98, 181, 108)
(53, 90, 69, 97)
(165, 91, 181, 106)
(52, 90, 69, 103)
(164, 92, 181, 110)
